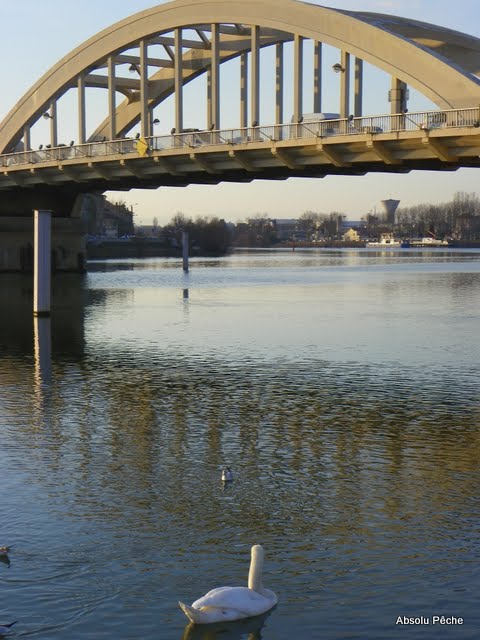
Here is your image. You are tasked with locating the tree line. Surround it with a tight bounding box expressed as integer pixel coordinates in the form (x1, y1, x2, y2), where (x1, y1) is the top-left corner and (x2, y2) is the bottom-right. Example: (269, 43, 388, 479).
(141, 190, 480, 253)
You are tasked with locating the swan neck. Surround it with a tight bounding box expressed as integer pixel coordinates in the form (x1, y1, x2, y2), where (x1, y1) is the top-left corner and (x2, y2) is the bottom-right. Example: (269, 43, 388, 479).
(248, 545, 264, 592)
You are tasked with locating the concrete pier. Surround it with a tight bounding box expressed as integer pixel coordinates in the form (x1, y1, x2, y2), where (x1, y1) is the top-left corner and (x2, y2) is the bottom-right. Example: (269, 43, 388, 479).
(33, 210, 52, 316)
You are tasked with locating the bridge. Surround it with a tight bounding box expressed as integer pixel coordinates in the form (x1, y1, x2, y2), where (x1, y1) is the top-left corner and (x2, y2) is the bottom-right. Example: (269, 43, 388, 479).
(1, 0, 480, 276)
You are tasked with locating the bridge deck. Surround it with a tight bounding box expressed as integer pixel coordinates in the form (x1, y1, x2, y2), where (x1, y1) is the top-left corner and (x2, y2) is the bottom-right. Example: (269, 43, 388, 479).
(1, 108, 480, 193)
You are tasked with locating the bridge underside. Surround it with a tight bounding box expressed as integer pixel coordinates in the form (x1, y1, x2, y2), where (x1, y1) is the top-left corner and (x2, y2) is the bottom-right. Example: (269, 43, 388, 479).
(2, 123, 480, 203)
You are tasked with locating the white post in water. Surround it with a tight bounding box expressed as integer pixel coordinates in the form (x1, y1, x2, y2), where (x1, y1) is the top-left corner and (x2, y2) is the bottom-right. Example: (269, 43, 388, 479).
(182, 230, 189, 272)
(33, 209, 52, 316)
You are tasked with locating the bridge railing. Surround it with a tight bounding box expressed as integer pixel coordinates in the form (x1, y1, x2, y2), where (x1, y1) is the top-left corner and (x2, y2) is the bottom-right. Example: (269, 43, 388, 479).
(1, 107, 479, 169)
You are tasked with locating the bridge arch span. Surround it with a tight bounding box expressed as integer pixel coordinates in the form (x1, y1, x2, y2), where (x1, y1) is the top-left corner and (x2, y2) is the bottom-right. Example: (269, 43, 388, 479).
(2, 0, 480, 154)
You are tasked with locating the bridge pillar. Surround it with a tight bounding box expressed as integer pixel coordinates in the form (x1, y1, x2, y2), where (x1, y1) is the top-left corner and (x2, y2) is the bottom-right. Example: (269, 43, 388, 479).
(389, 78, 408, 113)
(175, 28, 184, 133)
(275, 43, 284, 125)
(33, 209, 52, 317)
(240, 52, 248, 128)
(293, 35, 304, 123)
(251, 26, 260, 125)
(313, 42, 322, 113)
(354, 58, 363, 116)
(340, 51, 351, 118)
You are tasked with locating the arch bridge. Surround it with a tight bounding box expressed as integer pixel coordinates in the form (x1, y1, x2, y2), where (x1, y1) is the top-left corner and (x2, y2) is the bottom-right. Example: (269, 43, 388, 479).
(1, 0, 480, 218)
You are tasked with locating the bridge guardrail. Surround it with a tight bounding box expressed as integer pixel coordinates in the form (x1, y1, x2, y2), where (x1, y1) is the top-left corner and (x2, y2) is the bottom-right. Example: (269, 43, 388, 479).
(1, 107, 479, 170)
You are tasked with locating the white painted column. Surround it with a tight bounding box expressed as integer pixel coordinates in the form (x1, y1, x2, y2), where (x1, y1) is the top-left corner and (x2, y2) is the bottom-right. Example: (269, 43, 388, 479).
(34, 210, 52, 317)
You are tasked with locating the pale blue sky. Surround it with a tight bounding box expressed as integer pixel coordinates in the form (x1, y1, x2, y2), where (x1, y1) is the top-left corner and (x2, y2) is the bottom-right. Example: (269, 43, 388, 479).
(2, 0, 480, 223)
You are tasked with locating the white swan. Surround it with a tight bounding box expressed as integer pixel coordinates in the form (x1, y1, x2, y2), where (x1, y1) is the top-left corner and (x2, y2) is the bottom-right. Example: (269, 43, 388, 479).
(221, 467, 233, 482)
(179, 544, 277, 624)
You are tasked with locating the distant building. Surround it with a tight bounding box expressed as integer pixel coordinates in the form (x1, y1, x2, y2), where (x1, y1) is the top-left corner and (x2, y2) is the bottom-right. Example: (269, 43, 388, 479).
(342, 227, 361, 242)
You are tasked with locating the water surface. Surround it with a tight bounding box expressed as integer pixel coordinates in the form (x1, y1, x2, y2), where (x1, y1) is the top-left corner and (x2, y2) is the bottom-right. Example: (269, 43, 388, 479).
(1, 248, 479, 639)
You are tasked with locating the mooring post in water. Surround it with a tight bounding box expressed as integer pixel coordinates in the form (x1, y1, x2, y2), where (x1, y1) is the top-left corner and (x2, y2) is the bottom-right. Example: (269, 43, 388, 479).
(33, 209, 52, 316)
(182, 230, 189, 272)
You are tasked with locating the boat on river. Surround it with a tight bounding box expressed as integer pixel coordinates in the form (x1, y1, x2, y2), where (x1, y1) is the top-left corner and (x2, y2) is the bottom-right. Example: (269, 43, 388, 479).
(366, 233, 401, 248)
(409, 237, 449, 247)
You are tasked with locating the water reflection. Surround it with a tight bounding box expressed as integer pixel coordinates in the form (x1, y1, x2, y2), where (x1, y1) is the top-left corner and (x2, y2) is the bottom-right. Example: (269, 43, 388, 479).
(181, 611, 272, 640)
(34, 317, 52, 385)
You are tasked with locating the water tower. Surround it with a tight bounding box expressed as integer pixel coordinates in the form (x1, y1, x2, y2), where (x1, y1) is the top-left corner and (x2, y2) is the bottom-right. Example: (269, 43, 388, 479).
(380, 199, 400, 225)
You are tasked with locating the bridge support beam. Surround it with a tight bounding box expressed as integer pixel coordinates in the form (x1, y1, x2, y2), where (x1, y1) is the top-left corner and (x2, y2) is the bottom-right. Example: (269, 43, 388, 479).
(275, 43, 284, 125)
(240, 52, 248, 128)
(389, 78, 408, 114)
(139, 40, 150, 138)
(313, 42, 322, 113)
(49, 101, 58, 148)
(33, 209, 52, 317)
(354, 58, 363, 116)
(209, 24, 220, 129)
(293, 35, 304, 123)
(78, 74, 86, 144)
(251, 26, 260, 125)
(175, 28, 184, 133)
(340, 51, 350, 118)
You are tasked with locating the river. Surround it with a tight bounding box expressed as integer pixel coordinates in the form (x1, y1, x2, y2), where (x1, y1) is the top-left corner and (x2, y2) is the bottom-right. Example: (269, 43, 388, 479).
(1, 248, 479, 639)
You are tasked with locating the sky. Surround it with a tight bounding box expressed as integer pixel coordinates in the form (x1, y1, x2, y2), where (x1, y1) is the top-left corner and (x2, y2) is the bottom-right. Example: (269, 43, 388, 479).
(2, 0, 480, 224)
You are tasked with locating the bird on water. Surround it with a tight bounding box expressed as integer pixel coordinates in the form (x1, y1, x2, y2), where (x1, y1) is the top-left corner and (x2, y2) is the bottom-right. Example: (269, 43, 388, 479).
(221, 466, 233, 482)
(179, 544, 277, 624)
